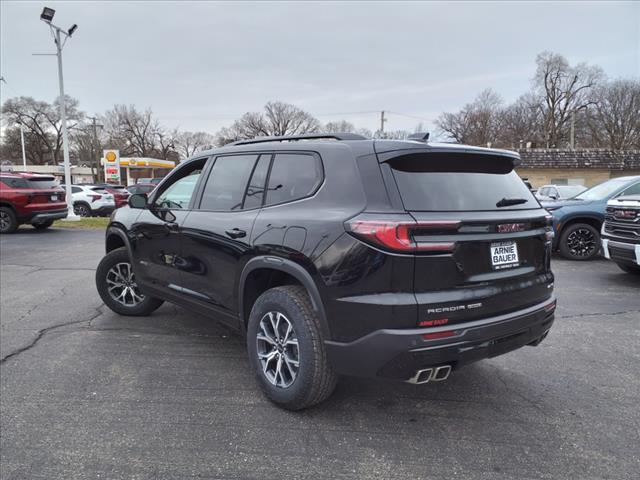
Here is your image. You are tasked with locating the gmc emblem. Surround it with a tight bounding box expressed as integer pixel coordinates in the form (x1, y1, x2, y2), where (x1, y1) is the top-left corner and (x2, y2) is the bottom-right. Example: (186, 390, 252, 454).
(614, 210, 637, 220)
(498, 223, 526, 233)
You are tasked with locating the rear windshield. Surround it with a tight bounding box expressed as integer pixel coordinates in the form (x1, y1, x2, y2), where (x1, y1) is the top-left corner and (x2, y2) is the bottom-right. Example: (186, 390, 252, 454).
(388, 153, 539, 211)
(0, 176, 59, 189)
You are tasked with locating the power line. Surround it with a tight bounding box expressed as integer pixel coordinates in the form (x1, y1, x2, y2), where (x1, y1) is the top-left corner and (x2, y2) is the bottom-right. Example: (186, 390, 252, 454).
(386, 111, 433, 122)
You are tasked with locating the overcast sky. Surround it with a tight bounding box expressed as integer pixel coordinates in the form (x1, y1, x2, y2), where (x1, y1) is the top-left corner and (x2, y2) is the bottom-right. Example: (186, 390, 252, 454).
(1, 1, 639, 136)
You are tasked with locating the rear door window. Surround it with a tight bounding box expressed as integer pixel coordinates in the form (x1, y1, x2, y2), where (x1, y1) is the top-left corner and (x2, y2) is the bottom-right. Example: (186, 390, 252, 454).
(388, 153, 538, 211)
(199, 154, 258, 211)
(243, 154, 271, 209)
(265, 153, 323, 206)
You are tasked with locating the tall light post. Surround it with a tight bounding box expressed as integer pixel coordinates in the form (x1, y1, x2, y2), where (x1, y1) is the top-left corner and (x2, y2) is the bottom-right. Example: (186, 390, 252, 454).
(40, 7, 79, 219)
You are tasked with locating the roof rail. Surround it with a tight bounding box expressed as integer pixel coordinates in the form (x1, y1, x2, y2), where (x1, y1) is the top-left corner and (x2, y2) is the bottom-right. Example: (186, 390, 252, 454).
(230, 132, 368, 146)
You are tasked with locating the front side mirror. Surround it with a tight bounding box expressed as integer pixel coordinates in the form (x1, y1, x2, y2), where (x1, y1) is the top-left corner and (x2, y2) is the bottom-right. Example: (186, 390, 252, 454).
(128, 193, 148, 209)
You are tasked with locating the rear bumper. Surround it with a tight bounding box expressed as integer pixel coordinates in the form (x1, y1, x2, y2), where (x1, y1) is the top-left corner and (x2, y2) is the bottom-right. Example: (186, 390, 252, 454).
(602, 238, 640, 266)
(24, 209, 68, 224)
(92, 205, 116, 216)
(325, 297, 556, 380)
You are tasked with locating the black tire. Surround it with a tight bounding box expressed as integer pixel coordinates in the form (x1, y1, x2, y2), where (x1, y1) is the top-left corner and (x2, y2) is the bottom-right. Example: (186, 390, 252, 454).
(247, 285, 337, 410)
(559, 223, 601, 260)
(0, 206, 18, 234)
(95, 247, 164, 316)
(74, 202, 91, 217)
(33, 220, 54, 230)
(616, 263, 640, 275)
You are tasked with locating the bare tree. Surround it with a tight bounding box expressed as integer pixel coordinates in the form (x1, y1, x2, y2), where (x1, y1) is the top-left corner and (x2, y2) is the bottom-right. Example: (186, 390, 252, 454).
(588, 79, 640, 150)
(216, 101, 320, 145)
(2, 95, 84, 164)
(323, 120, 356, 133)
(103, 105, 178, 159)
(175, 131, 215, 159)
(436, 89, 504, 146)
(533, 51, 603, 148)
(501, 93, 545, 149)
(0, 126, 51, 164)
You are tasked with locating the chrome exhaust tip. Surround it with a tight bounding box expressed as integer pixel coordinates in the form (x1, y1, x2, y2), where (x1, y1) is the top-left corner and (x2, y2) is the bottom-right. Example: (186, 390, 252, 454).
(432, 365, 452, 382)
(406, 368, 433, 384)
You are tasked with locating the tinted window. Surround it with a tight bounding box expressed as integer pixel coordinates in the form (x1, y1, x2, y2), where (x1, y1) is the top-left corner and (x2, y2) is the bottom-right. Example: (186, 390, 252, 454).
(389, 154, 538, 211)
(72, 186, 82, 194)
(0, 177, 28, 188)
(26, 177, 59, 189)
(243, 154, 271, 209)
(199, 155, 258, 211)
(620, 182, 640, 196)
(265, 153, 322, 206)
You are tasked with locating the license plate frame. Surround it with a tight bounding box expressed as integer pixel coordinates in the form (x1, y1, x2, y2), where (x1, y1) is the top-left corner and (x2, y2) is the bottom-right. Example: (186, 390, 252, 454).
(490, 241, 520, 270)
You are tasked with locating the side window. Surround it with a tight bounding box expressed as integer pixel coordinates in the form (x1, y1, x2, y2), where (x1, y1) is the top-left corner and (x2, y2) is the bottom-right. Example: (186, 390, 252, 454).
(72, 186, 82, 194)
(154, 159, 205, 209)
(243, 154, 271, 209)
(265, 153, 323, 206)
(199, 155, 258, 211)
(620, 182, 640, 196)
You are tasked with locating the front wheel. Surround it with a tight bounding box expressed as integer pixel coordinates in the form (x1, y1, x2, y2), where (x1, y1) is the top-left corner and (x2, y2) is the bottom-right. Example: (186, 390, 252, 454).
(559, 223, 600, 260)
(95, 247, 164, 316)
(247, 285, 337, 410)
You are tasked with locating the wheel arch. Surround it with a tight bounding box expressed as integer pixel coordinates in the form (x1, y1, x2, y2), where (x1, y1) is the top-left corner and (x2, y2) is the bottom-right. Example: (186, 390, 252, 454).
(558, 215, 603, 237)
(105, 225, 131, 255)
(239, 257, 329, 338)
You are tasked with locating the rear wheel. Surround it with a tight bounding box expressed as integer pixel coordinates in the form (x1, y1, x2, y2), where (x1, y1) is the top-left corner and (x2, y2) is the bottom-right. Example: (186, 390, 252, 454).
(616, 263, 640, 275)
(559, 223, 600, 260)
(0, 207, 18, 234)
(74, 203, 91, 217)
(33, 220, 54, 230)
(96, 247, 164, 316)
(247, 285, 337, 410)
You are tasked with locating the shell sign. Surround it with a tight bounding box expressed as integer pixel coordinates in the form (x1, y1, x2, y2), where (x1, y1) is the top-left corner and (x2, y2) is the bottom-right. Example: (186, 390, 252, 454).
(103, 149, 120, 183)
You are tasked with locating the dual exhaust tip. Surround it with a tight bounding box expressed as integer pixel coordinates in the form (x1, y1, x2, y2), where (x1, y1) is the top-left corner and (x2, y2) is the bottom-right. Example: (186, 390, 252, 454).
(406, 365, 452, 384)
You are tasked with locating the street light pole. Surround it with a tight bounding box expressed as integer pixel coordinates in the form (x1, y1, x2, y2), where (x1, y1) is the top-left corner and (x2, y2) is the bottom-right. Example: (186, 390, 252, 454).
(40, 7, 79, 220)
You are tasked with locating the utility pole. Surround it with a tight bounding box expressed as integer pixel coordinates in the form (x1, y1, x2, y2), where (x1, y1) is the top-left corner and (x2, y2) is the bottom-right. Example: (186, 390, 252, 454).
(380, 110, 387, 137)
(570, 110, 575, 150)
(19, 123, 27, 168)
(39, 7, 79, 220)
(87, 116, 103, 182)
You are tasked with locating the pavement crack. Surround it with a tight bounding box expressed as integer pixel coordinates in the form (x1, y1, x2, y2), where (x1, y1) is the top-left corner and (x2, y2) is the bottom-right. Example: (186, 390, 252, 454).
(0, 304, 104, 365)
(1, 263, 96, 273)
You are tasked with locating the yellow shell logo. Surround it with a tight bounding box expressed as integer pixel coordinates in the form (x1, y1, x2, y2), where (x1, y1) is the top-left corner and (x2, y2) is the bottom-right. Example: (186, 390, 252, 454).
(105, 151, 117, 162)
(129, 159, 137, 166)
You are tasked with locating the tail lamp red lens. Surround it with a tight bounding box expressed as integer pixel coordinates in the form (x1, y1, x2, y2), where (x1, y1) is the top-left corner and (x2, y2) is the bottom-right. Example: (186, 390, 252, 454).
(347, 220, 456, 253)
(89, 194, 102, 203)
(422, 330, 456, 340)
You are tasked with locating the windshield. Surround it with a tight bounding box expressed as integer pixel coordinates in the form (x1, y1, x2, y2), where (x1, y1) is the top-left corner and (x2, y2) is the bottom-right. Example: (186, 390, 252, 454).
(575, 179, 629, 201)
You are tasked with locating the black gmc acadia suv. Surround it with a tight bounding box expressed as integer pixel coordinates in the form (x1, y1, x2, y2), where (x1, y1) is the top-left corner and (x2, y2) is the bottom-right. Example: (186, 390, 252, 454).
(96, 133, 556, 410)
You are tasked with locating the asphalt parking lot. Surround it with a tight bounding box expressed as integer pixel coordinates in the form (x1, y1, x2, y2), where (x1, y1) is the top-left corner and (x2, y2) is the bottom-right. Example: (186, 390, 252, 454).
(1, 227, 639, 480)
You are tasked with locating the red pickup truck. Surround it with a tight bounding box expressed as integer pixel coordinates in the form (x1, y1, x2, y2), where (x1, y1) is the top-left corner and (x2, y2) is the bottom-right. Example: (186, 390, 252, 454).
(0, 172, 68, 233)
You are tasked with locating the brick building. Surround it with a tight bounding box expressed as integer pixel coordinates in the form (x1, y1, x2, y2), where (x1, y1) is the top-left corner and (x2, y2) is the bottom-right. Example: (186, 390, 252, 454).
(516, 149, 640, 188)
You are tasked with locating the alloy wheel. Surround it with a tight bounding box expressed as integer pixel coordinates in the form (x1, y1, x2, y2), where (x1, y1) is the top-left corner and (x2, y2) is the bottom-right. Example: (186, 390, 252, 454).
(0, 211, 10, 232)
(74, 204, 90, 217)
(106, 262, 144, 307)
(256, 311, 299, 388)
(566, 228, 597, 257)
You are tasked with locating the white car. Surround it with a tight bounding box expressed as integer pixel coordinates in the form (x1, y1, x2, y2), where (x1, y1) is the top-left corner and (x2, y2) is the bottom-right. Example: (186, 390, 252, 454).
(535, 184, 587, 202)
(61, 184, 116, 217)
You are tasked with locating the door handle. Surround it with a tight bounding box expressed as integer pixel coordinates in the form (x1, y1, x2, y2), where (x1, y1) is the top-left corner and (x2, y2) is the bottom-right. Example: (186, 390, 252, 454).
(225, 228, 246, 239)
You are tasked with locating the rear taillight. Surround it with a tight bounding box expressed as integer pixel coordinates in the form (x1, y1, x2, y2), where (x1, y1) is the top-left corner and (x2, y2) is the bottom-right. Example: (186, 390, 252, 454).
(544, 214, 554, 241)
(346, 218, 456, 253)
(89, 194, 102, 203)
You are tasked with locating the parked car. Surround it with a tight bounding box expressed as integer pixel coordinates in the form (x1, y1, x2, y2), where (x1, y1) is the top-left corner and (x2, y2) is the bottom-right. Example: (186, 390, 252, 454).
(96, 133, 556, 410)
(0, 172, 68, 233)
(535, 184, 587, 202)
(543, 176, 640, 260)
(61, 184, 116, 217)
(601, 195, 640, 274)
(126, 183, 156, 196)
(94, 184, 130, 208)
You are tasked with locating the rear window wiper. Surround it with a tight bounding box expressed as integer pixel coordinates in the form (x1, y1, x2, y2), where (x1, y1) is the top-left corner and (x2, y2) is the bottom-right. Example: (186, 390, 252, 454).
(496, 197, 528, 207)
